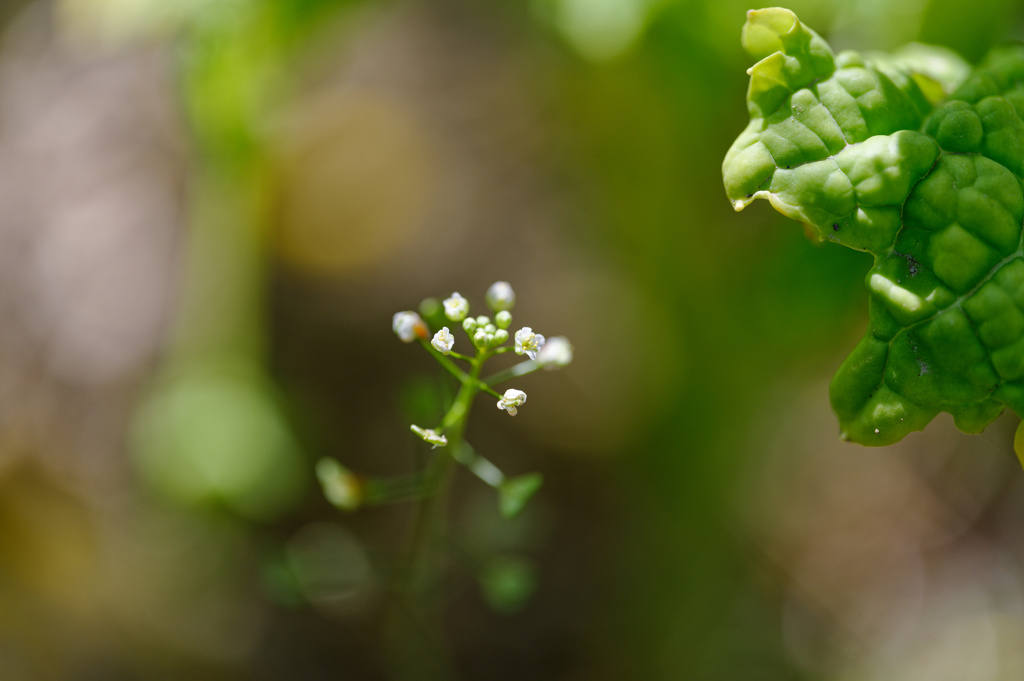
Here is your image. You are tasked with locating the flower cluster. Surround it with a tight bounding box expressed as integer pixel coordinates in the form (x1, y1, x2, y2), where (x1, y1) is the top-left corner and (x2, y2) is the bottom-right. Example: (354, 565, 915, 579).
(354, 282, 576, 517)
(390, 282, 574, 409)
(463, 315, 509, 350)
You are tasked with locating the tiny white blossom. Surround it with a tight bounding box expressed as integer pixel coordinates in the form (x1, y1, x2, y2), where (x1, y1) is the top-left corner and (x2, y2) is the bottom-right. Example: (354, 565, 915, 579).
(497, 388, 527, 416)
(431, 327, 455, 355)
(443, 292, 470, 322)
(536, 336, 573, 369)
(316, 458, 362, 511)
(393, 311, 427, 343)
(486, 281, 516, 311)
(514, 327, 545, 360)
(411, 424, 448, 448)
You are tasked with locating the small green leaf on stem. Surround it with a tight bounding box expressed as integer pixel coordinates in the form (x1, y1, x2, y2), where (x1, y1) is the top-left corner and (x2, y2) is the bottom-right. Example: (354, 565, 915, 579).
(498, 473, 543, 519)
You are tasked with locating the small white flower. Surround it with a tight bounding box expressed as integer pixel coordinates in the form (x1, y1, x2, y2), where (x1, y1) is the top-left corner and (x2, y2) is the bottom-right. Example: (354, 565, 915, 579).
(514, 327, 545, 360)
(393, 311, 427, 343)
(536, 336, 573, 369)
(316, 458, 362, 511)
(411, 424, 448, 447)
(443, 292, 470, 322)
(431, 327, 455, 355)
(497, 388, 527, 416)
(486, 281, 516, 312)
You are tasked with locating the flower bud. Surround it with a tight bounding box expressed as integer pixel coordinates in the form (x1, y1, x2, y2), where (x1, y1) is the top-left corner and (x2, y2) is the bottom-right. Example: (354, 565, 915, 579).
(431, 327, 455, 355)
(463, 317, 477, 334)
(411, 424, 448, 448)
(495, 310, 512, 329)
(496, 388, 527, 416)
(494, 329, 509, 344)
(443, 292, 470, 322)
(536, 336, 573, 369)
(419, 297, 441, 319)
(486, 281, 516, 312)
(316, 458, 362, 511)
(393, 311, 428, 342)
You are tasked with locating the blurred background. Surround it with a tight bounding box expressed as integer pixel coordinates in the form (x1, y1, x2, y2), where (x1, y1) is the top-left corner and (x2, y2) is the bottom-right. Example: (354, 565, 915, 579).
(3, 0, 1024, 678)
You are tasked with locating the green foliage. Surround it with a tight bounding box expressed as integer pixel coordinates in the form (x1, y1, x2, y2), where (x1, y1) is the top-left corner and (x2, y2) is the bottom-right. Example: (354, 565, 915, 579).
(478, 556, 538, 613)
(724, 8, 1024, 445)
(498, 473, 544, 520)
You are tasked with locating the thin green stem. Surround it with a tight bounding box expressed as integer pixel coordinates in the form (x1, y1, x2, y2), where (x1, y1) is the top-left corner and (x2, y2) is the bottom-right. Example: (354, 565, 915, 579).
(483, 359, 539, 386)
(419, 339, 470, 382)
(401, 353, 483, 598)
(452, 441, 505, 488)
(388, 348, 497, 679)
(477, 383, 503, 400)
(362, 473, 432, 505)
(438, 397, 469, 431)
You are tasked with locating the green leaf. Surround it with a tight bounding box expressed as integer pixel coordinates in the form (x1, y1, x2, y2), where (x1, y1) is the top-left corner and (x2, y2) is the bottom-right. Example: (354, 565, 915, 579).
(724, 8, 1024, 445)
(498, 473, 544, 519)
(478, 556, 538, 613)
